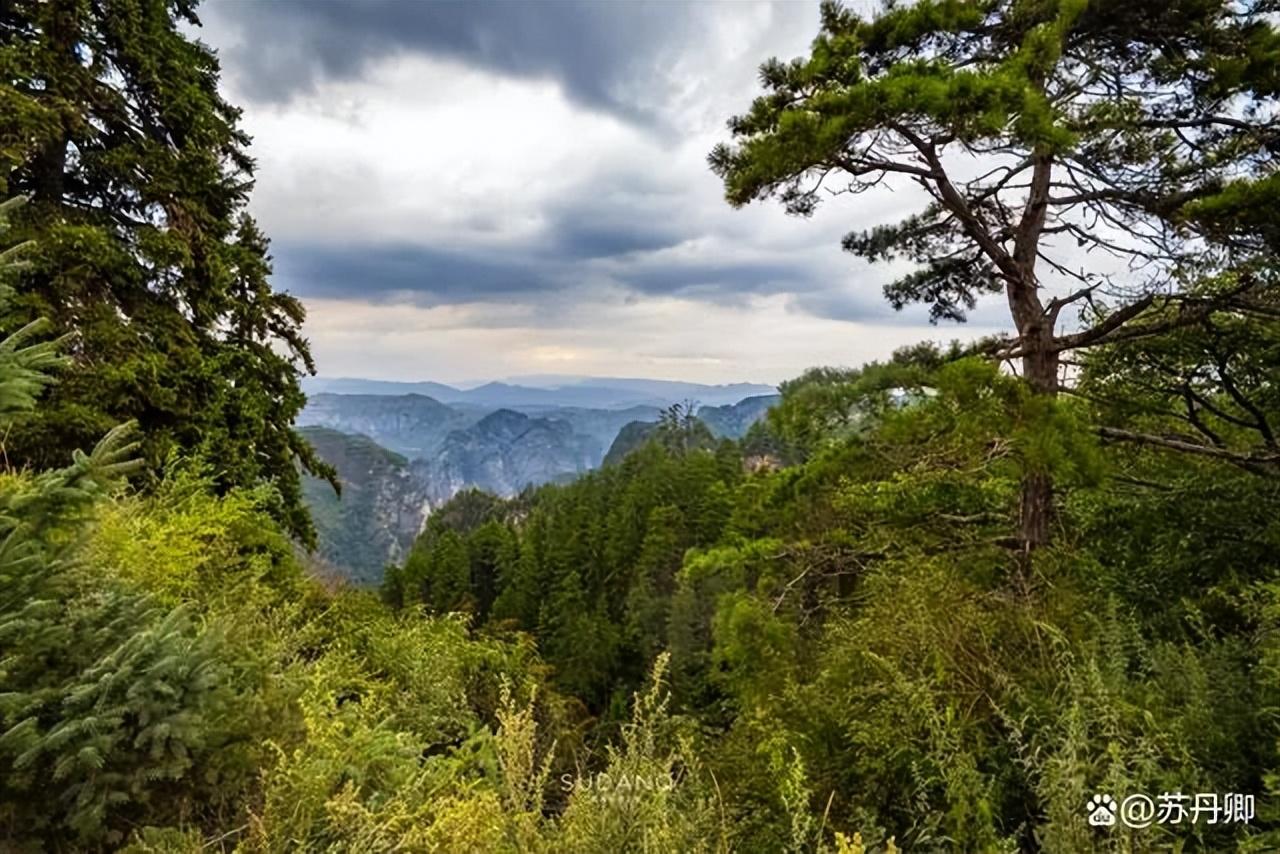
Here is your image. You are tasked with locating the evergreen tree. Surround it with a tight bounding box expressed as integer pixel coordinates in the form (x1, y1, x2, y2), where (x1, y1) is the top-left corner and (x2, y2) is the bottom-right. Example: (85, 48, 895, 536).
(0, 198, 232, 847)
(623, 505, 688, 671)
(539, 567, 619, 706)
(711, 0, 1280, 548)
(1082, 294, 1280, 474)
(0, 0, 334, 544)
(466, 520, 517, 621)
(416, 529, 472, 614)
(490, 516, 548, 630)
(656, 401, 716, 455)
(0, 196, 61, 419)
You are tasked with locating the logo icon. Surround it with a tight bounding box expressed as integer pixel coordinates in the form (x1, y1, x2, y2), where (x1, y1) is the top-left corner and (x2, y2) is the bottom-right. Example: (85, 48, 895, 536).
(1087, 794, 1118, 827)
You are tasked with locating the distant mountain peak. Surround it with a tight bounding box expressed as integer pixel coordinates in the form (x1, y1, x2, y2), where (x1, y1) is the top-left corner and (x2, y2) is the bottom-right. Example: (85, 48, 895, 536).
(474, 408, 532, 437)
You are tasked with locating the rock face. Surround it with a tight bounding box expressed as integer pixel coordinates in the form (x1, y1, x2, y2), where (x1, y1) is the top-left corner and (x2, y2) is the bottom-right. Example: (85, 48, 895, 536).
(299, 427, 431, 585)
(299, 411, 601, 583)
(298, 393, 660, 469)
(696, 394, 781, 438)
(304, 375, 778, 409)
(295, 389, 781, 585)
(602, 397, 780, 467)
(512, 404, 663, 460)
(413, 409, 599, 503)
(602, 420, 659, 466)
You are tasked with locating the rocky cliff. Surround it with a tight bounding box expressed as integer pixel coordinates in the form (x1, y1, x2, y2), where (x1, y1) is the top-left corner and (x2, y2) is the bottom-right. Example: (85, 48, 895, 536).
(300, 427, 432, 585)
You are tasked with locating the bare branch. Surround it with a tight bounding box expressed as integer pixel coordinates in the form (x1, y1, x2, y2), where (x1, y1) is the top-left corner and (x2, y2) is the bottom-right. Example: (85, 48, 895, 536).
(1098, 426, 1280, 472)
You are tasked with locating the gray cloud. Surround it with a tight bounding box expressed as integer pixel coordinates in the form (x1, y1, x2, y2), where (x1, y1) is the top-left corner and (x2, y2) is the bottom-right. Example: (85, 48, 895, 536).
(202, 0, 718, 125)
(791, 285, 972, 326)
(271, 233, 941, 328)
(200, 0, 874, 319)
(272, 242, 556, 305)
(552, 223, 684, 260)
(271, 239, 805, 307)
(612, 256, 800, 300)
(193, 0, 999, 383)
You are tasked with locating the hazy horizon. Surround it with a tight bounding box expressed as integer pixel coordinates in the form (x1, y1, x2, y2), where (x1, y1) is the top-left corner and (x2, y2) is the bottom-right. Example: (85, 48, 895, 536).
(304, 373, 781, 391)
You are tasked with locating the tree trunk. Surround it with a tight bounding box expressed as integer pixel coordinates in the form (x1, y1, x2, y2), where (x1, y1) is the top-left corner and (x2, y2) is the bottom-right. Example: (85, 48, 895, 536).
(1018, 328, 1059, 551)
(1018, 470, 1054, 550)
(28, 4, 77, 207)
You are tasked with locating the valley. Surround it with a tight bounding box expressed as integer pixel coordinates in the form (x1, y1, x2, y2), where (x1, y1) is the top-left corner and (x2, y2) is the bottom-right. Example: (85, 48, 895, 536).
(297, 377, 780, 582)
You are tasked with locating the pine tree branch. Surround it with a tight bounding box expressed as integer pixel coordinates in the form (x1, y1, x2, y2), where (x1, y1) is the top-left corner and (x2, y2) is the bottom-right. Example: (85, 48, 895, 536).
(1097, 426, 1280, 471)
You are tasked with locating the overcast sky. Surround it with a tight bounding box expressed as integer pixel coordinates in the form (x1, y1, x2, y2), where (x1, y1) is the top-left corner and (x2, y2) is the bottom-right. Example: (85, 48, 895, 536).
(198, 0, 1009, 385)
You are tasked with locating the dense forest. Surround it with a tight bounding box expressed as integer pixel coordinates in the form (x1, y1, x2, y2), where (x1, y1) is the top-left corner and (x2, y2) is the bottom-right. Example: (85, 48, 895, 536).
(2, 0, 1278, 852)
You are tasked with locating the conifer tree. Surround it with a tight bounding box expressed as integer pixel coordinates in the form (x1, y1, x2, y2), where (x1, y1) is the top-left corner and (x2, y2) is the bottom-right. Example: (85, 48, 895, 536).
(539, 567, 619, 705)
(489, 520, 546, 629)
(423, 529, 472, 614)
(0, 0, 334, 544)
(467, 520, 518, 621)
(0, 198, 233, 847)
(623, 505, 688, 669)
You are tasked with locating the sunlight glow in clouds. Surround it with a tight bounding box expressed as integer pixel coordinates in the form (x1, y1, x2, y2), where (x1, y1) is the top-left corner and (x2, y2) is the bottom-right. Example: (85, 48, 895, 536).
(300, 295, 1003, 386)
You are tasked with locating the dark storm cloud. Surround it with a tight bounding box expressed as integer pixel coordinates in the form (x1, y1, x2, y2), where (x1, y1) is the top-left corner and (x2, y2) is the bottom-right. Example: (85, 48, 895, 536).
(541, 174, 698, 258)
(272, 243, 556, 304)
(269, 237, 910, 324)
(616, 257, 801, 299)
(271, 239, 806, 306)
(552, 222, 686, 259)
(203, 0, 713, 123)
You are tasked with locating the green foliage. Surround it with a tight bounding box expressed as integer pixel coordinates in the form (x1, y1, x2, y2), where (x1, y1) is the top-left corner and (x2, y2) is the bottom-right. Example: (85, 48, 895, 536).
(0, 2, 334, 545)
(766, 340, 968, 458)
(1080, 287, 1280, 475)
(397, 426, 742, 709)
(555, 655, 729, 853)
(6, 307, 1280, 850)
(0, 197, 63, 420)
(2, 1, 1279, 849)
(387, 327, 1279, 851)
(0, 310, 1240, 852)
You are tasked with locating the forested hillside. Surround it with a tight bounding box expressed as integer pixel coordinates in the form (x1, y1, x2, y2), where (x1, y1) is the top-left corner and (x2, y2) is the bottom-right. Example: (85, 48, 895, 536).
(390, 342, 1280, 851)
(2, 0, 1279, 852)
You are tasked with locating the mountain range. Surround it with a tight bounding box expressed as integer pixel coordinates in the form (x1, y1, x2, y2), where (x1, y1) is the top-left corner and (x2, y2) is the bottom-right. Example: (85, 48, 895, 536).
(303, 375, 776, 409)
(298, 379, 780, 582)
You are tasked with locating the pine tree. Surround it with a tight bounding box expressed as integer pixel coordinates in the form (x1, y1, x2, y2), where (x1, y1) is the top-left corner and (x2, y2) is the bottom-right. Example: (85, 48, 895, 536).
(424, 530, 472, 614)
(538, 567, 619, 706)
(623, 505, 688, 670)
(490, 519, 547, 629)
(711, 0, 1280, 548)
(0, 198, 233, 847)
(0, 196, 61, 420)
(0, 0, 334, 545)
(467, 520, 518, 621)
(657, 402, 716, 455)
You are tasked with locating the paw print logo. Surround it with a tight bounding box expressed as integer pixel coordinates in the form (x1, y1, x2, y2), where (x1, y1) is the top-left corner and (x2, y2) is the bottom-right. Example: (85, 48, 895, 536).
(1087, 794, 1117, 827)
